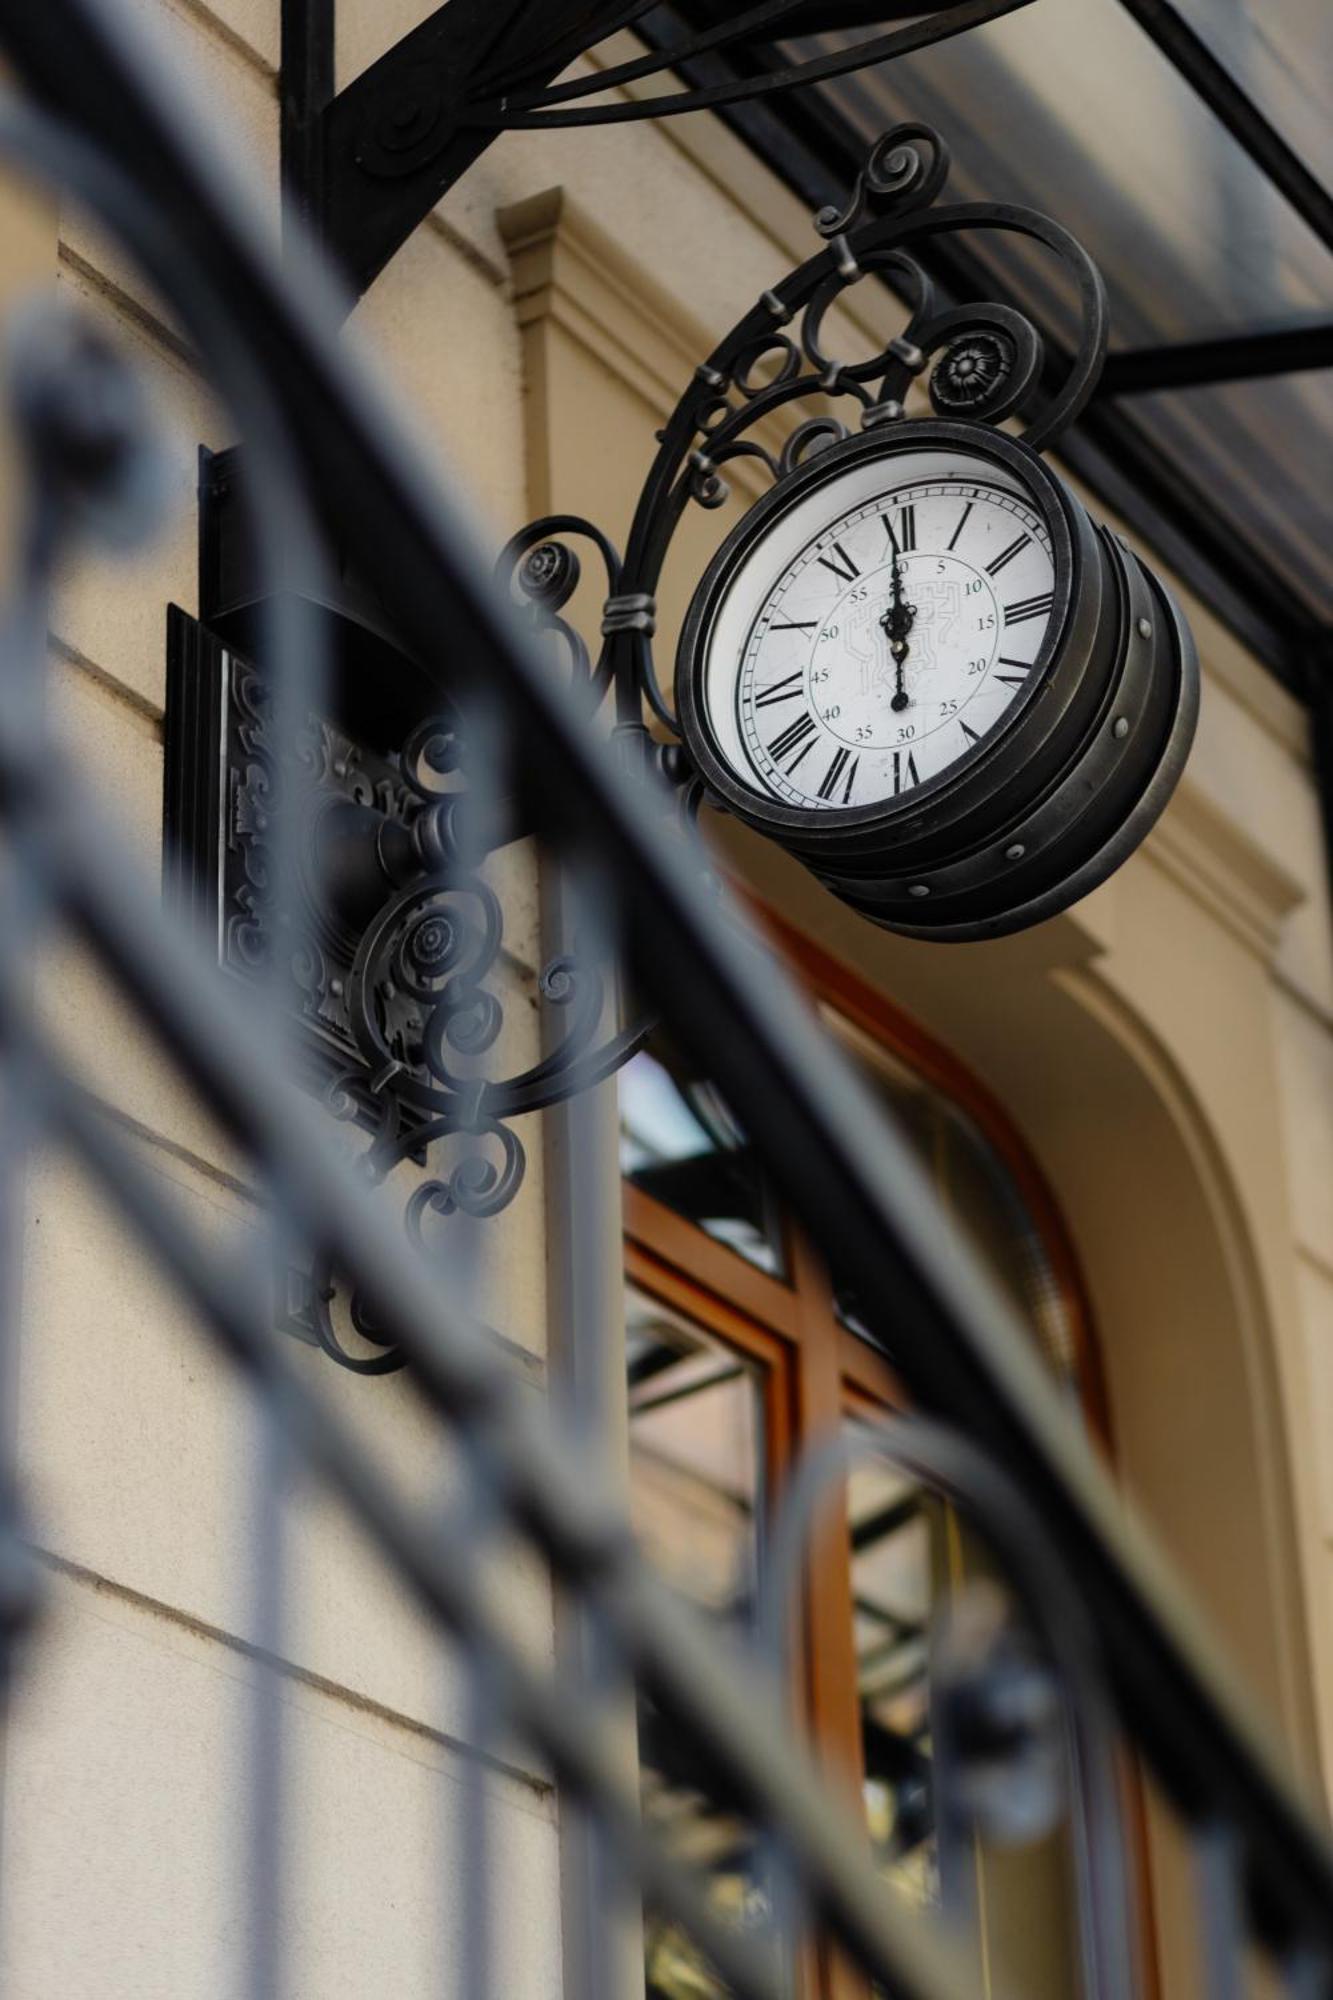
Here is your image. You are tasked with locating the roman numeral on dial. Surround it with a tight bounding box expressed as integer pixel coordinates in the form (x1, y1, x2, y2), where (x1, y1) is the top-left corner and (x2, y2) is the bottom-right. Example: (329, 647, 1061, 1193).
(947, 501, 973, 551)
(995, 657, 1030, 687)
(769, 620, 816, 632)
(985, 532, 1031, 577)
(884, 504, 916, 554)
(768, 712, 818, 772)
(960, 721, 981, 744)
(892, 749, 920, 794)
(754, 671, 804, 709)
(1004, 592, 1054, 627)
(816, 747, 858, 803)
(817, 541, 859, 584)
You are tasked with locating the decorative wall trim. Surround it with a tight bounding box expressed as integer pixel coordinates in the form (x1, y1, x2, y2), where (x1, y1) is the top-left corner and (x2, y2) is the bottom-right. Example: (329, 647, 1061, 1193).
(498, 182, 900, 513)
(501, 185, 715, 423)
(1143, 776, 1306, 965)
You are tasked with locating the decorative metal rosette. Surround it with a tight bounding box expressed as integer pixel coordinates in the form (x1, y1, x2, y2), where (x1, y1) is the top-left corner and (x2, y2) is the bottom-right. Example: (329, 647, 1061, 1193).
(498, 122, 1108, 753)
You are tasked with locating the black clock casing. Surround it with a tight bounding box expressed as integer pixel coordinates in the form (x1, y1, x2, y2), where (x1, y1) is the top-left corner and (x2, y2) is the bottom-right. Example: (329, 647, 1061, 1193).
(676, 422, 1197, 942)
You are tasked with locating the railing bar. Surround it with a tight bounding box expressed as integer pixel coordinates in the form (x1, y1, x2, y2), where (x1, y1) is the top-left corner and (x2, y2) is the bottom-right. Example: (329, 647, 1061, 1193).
(457, 1471, 499, 2000)
(0, 635, 979, 2000)
(439, 720, 523, 2000)
(0, 972, 973, 2000)
(0, 1, 1326, 1959)
(0, 556, 56, 1985)
(245, 1396, 291, 2000)
(0, 0, 1316, 1942)
(549, 868, 643, 2000)
(234, 288, 333, 2000)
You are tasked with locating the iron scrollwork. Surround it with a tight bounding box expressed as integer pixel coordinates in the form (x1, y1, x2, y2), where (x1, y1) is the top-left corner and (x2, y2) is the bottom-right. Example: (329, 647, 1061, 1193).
(503, 121, 1109, 771)
(185, 615, 652, 1376)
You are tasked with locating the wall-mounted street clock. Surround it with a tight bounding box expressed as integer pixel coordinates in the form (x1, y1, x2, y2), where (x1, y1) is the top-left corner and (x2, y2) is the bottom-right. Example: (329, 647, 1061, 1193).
(674, 420, 1196, 940)
(505, 121, 1198, 942)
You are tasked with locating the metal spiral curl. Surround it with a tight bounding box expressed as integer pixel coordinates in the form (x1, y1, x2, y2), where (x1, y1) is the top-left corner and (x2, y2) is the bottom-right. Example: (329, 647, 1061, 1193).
(569, 119, 1110, 752)
(814, 123, 951, 238)
(397, 711, 466, 803)
(495, 514, 625, 713)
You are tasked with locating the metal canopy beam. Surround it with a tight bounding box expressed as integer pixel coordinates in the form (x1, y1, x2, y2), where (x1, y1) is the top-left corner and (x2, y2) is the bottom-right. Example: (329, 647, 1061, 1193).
(1098, 322, 1333, 399)
(1114, 0, 1333, 263)
(634, 14, 1321, 693)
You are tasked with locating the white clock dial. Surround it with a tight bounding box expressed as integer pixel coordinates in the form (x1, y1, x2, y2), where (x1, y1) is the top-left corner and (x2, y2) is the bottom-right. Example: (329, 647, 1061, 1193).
(700, 449, 1057, 812)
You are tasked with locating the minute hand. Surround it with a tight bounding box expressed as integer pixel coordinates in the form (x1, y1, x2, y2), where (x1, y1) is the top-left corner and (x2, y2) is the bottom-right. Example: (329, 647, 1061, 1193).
(879, 558, 917, 712)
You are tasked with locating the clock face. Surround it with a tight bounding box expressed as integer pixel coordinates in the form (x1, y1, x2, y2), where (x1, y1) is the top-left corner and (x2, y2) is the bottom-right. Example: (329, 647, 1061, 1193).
(694, 445, 1060, 816)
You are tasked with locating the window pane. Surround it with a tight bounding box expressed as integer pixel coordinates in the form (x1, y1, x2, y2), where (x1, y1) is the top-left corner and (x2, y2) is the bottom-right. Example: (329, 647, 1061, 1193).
(849, 1445, 1083, 1998)
(626, 1287, 767, 1998)
(620, 1028, 787, 1277)
(847, 1456, 942, 1912)
(826, 1014, 1082, 1399)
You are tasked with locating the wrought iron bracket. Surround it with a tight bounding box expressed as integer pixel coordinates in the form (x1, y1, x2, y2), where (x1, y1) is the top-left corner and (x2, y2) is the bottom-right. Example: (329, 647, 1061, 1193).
(502, 118, 1110, 763)
(283, 0, 1036, 303)
(166, 116, 1113, 1370)
(163, 576, 662, 1372)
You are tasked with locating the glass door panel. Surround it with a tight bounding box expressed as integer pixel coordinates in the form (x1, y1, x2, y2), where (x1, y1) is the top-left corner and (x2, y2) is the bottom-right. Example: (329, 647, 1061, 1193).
(626, 1285, 768, 1999)
(846, 1455, 944, 1913)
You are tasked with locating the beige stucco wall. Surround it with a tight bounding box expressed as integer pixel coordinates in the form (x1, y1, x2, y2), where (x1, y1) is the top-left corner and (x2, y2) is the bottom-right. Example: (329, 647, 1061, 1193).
(0, 4, 1330, 1997)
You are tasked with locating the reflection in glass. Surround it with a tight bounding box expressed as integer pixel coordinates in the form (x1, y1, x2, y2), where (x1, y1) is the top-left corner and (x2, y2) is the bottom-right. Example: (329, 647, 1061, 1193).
(626, 1287, 766, 1998)
(620, 1028, 786, 1276)
(850, 1446, 1083, 1998)
(826, 1014, 1082, 1403)
(846, 1455, 943, 1913)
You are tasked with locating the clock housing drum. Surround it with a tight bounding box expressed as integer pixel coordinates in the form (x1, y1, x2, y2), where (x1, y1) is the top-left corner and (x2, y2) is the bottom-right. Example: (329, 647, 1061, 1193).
(676, 424, 1197, 941)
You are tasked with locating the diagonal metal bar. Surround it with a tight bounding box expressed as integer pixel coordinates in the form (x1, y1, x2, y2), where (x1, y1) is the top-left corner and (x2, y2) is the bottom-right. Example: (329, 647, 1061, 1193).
(0, 186, 980, 1995)
(472, 0, 1035, 127)
(0, 0, 1330, 1957)
(1115, 0, 1333, 260)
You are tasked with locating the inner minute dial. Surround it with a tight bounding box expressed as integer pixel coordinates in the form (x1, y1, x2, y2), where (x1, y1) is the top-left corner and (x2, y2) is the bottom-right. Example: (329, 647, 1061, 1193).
(735, 479, 1055, 810)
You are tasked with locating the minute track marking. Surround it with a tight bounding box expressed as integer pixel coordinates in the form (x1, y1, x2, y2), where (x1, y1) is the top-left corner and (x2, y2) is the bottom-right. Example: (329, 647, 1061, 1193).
(753, 670, 804, 708)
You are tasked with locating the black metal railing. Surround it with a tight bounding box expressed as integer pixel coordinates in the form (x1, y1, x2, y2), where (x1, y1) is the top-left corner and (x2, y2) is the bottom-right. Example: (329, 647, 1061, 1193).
(0, 3, 1330, 1996)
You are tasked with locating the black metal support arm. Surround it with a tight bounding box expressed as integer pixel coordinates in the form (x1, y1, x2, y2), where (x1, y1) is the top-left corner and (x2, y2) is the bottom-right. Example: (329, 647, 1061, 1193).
(284, 0, 1036, 300)
(1098, 321, 1333, 399)
(279, 0, 333, 238)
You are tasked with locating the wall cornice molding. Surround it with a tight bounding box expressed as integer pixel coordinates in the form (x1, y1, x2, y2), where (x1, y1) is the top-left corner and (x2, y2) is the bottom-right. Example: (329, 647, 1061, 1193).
(1143, 777, 1306, 965)
(498, 184, 791, 504)
(499, 184, 713, 415)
